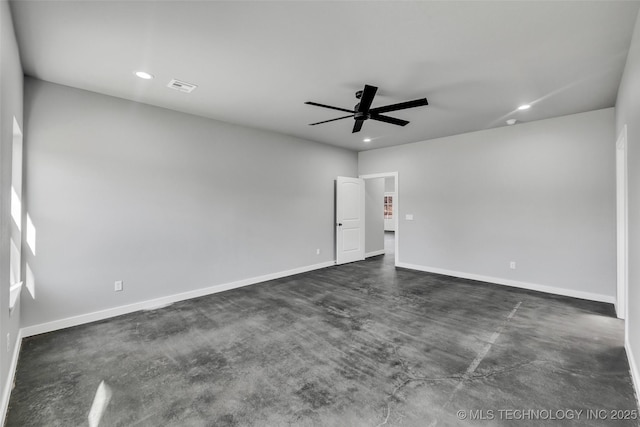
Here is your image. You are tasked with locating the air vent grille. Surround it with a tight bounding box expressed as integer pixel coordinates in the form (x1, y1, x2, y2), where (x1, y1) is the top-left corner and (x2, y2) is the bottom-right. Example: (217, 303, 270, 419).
(167, 79, 197, 93)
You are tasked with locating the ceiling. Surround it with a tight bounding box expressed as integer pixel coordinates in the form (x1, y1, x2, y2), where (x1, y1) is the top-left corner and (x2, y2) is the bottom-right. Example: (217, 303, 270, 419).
(10, 1, 640, 152)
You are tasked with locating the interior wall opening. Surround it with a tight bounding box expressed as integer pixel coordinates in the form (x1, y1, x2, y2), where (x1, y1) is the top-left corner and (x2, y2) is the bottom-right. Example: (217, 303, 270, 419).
(360, 172, 398, 266)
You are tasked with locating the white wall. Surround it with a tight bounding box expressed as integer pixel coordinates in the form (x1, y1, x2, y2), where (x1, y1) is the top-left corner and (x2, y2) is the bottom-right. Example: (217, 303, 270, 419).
(359, 109, 616, 302)
(22, 78, 357, 330)
(384, 177, 395, 193)
(616, 7, 640, 399)
(365, 178, 384, 256)
(0, 0, 24, 417)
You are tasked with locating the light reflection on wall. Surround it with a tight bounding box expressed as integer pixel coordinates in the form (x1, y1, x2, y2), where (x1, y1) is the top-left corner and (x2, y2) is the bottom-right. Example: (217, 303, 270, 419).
(26, 213, 36, 255)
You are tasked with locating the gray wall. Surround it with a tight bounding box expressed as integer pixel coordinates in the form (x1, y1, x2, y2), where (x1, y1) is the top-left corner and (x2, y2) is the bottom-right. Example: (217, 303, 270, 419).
(616, 7, 640, 393)
(0, 0, 23, 408)
(359, 108, 616, 300)
(364, 178, 384, 256)
(22, 78, 357, 328)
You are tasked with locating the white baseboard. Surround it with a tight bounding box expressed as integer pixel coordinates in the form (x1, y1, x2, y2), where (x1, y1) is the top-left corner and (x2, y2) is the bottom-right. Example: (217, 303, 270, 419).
(396, 262, 615, 304)
(21, 260, 335, 338)
(626, 340, 640, 408)
(1, 328, 22, 424)
(365, 249, 385, 258)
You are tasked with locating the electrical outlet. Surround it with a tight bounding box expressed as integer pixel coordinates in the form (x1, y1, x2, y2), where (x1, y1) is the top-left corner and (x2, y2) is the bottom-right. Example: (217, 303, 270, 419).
(405, 214, 414, 221)
(316, 248, 321, 255)
(114, 280, 123, 292)
(510, 261, 516, 270)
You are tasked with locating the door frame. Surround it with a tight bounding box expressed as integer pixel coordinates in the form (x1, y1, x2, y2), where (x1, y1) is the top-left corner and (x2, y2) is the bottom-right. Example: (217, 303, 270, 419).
(359, 172, 399, 266)
(616, 125, 628, 322)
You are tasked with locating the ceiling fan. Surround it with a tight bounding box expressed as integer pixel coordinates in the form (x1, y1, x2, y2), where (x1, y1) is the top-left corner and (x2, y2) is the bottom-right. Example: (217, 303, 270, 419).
(305, 84, 428, 133)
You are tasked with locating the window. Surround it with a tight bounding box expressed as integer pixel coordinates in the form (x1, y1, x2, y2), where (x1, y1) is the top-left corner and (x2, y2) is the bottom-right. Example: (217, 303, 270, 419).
(9, 117, 23, 310)
(9, 241, 20, 286)
(384, 195, 393, 219)
(10, 186, 21, 230)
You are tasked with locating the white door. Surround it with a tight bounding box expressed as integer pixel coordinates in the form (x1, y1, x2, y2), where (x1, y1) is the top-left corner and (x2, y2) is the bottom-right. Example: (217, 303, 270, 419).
(616, 125, 628, 320)
(336, 176, 365, 265)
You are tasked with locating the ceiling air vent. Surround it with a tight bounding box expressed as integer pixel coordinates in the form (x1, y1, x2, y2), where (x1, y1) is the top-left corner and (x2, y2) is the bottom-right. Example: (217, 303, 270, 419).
(167, 79, 197, 93)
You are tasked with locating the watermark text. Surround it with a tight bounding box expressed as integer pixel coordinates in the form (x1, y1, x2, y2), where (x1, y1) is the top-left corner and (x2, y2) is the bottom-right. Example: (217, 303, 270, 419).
(456, 409, 638, 422)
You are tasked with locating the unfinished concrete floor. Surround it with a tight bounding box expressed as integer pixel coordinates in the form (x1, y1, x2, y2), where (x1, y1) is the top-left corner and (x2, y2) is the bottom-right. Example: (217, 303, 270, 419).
(6, 234, 638, 426)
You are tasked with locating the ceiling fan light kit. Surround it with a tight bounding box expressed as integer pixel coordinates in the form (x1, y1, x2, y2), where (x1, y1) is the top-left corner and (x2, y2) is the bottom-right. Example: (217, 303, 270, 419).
(305, 84, 428, 133)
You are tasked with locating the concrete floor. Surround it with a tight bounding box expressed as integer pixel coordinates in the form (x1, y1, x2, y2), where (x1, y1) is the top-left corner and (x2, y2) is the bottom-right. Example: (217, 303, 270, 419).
(6, 233, 638, 426)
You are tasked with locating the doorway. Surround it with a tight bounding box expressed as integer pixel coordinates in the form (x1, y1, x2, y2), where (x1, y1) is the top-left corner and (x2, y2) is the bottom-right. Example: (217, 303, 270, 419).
(360, 172, 399, 266)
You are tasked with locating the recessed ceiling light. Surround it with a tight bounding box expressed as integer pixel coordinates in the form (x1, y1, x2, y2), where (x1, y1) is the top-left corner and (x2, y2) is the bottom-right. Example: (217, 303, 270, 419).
(135, 71, 154, 80)
(517, 104, 531, 111)
(506, 119, 517, 125)
(363, 138, 372, 143)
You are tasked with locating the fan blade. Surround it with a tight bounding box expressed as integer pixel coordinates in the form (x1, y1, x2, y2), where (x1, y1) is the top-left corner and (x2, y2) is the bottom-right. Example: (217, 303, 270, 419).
(357, 85, 378, 113)
(370, 114, 409, 127)
(309, 115, 353, 126)
(305, 102, 354, 114)
(370, 98, 428, 114)
(352, 119, 364, 133)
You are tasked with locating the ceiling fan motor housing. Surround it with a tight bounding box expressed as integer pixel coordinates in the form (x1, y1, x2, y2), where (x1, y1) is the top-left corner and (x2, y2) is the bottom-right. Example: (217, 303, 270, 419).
(354, 110, 370, 120)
